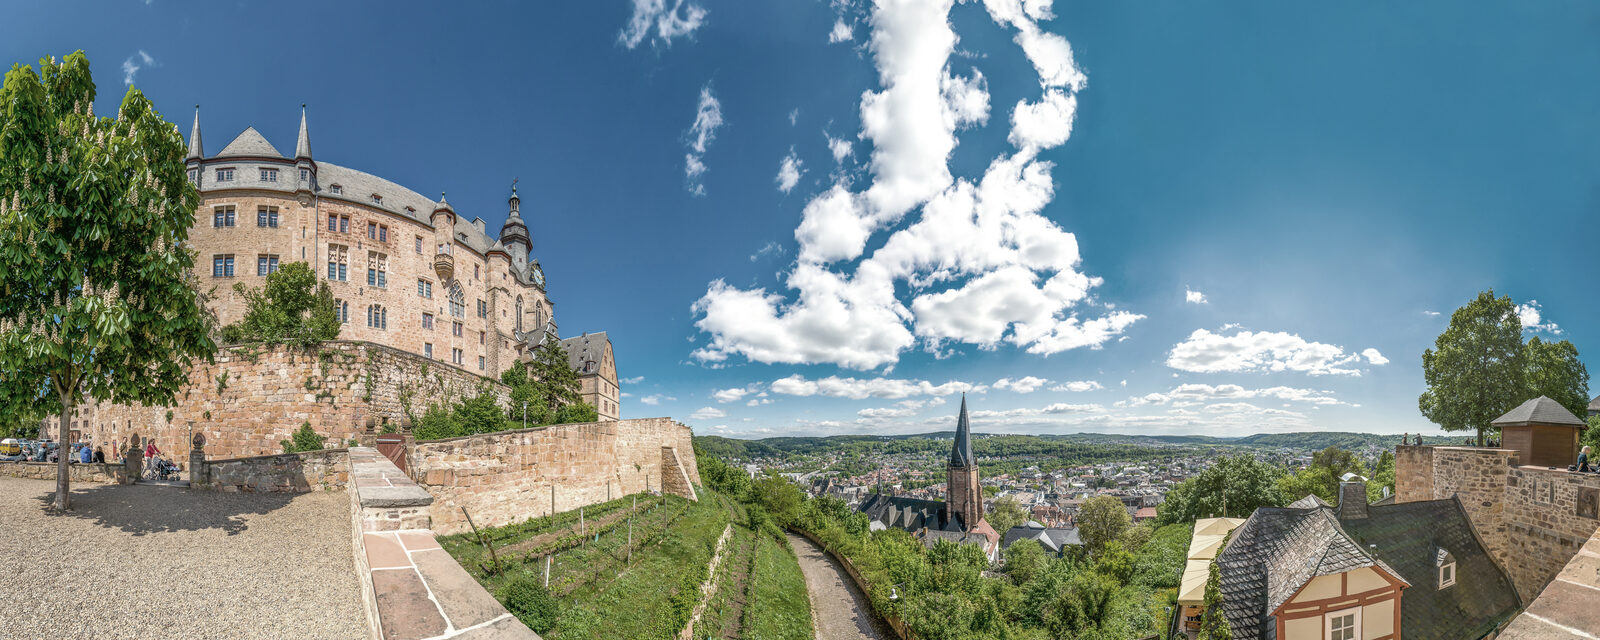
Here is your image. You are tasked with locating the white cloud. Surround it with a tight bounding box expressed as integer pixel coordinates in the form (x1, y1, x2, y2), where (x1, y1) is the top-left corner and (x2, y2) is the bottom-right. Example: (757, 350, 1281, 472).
(776, 147, 805, 193)
(769, 374, 982, 400)
(826, 135, 854, 164)
(1361, 348, 1389, 366)
(122, 50, 154, 85)
(746, 397, 772, 407)
(712, 386, 753, 403)
(1517, 301, 1561, 334)
(993, 376, 1049, 393)
(1422, 310, 1440, 317)
(858, 406, 915, 420)
(1050, 380, 1102, 392)
(1166, 328, 1376, 376)
(1185, 288, 1207, 304)
(789, 108, 800, 126)
(640, 394, 675, 406)
(618, 0, 707, 49)
(620, 376, 645, 384)
(690, 406, 726, 420)
(829, 19, 854, 44)
(691, 0, 1131, 370)
(684, 85, 723, 195)
(749, 241, 785, 262)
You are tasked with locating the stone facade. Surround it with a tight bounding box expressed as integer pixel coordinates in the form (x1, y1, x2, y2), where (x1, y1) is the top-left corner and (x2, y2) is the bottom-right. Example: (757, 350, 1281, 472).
(196, 448, 351, 493)
(0, 461, 128, 484)
(1395, 445, 1600, 602)
(64, 341, 509, 463)
(409, 417, 700, 535)
(561, 332, 620, 421)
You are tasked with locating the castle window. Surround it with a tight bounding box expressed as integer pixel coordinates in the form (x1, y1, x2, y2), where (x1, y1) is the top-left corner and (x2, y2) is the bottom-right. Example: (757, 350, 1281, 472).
(215, 168, 234, 182)
(371, 194, 383, 205)
(257, 207, 278, 228)
(1437, 548, 1456, 589)
(327, 214, 336, 231)
(451, 348, 463, 365)
(367, 304, 387, 329)
(327, 244, 348, 281)
(479, 331, 485, 345)
(477, 300, 486, 318)
(478, 356, 485, 370)
(415, 236, 423, 253)
(330, 184, 343, 195)
(1324, 608, 1359, 640)
(474, 264, 480, 279)
(188, 169, 199, 184)
(367, 251, 387, 288)
(379, 225, 388, 242)
(260, 168, 278, 183)
(339, 216, 349, 233)
(422, 313, 434, 330)
(256, 254, 279, 276)
(300, 169, 309, 182)
(334, 299, 348, 323)
(424, 343, 433, 359)
(452, 321, 463, 337)
(418, 279, 432, 299)
(213, 206, 236, 228)
(211, 254, 234, 277)
(367, 222, 377, 239)
(515, 296, 523, 332)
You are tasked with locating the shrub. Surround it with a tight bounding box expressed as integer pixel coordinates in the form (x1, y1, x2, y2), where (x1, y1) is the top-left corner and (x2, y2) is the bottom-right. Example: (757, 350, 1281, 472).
(280, 422, 327, 453)
(498, 575, 558, 633)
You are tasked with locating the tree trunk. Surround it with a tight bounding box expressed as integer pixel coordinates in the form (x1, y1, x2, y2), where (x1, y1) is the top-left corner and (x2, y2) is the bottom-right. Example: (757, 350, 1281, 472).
(53, 381, 73, 511)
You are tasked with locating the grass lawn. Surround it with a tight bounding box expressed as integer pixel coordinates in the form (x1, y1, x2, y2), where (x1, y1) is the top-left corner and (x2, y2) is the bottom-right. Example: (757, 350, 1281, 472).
(746, 533, 813, 640)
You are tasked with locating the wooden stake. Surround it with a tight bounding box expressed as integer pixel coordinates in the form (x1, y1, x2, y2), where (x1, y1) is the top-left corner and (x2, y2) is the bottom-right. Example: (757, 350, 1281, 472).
(544, 554, 551, 588)
(462, 507, 501, 575)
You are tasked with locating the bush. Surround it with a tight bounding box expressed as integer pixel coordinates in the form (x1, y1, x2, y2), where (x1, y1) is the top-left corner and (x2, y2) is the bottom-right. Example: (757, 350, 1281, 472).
(499, 575, 558, 633)
(280, 422, 327, 453)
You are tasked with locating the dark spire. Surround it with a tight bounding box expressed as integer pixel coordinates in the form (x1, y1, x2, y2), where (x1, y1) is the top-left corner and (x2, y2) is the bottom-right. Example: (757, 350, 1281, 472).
(949, 394, 974, 468)
(295, 104, 312, 161)
(186, 105, 203, 161)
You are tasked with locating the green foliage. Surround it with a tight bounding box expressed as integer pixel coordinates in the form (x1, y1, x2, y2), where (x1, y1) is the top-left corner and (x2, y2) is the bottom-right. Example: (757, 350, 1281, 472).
(219, 261, 339, 347)
(554, 401, 597, 424)
(1198, 558, 1232, 640)
(1276, 447, 1365, 504)
(456, 389, 504, 434)
(1368, 450, 1396, 502)
(412, 403, 461, 441)
(1003, 538, 1046, 586)
(500, 346, 598, 429)
(986, 494, 1029, 534)
(753, 473, 805, 527)
(499, 576, 559, 633)
(1041, 570, 1119, 639)
(747, 535, 814, 640)
(1583, 416, 1600, 453)
(1078, 495, 1131, 556)
(1159, 454, 1287, 525)
(1524, 336, 1590, 419)
(280, 421, 327, 453)
(1420, 290, 1532, 445)
(1129, 523, 1191, 589)
(1094, 541, 1135, 581)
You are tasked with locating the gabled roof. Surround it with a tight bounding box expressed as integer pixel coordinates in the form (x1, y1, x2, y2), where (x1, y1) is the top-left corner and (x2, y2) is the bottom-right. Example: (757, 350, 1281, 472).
(949, 396, 975, 468)
(559, 332, 611, 375)
(1286, 494, 1330, 509)
(857, 493, 949, 532)
(1001, 524, 1081, 553)
(1492, 395, 1586, 427)
(1589, 394, 1600, 413)
(215, 127, 284, 158)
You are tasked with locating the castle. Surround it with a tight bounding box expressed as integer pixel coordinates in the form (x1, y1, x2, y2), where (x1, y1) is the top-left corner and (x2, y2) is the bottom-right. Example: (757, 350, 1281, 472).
(43, 107, 620, 451)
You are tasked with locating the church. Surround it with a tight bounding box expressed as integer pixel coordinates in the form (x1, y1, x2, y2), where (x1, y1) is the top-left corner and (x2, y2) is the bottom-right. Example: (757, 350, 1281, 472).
(857, 397, 1002, 560)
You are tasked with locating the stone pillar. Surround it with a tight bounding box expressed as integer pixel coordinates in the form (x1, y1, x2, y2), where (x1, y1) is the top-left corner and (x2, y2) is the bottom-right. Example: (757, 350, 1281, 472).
(124, 434, 143, 484)
(189, 433, 207, 488)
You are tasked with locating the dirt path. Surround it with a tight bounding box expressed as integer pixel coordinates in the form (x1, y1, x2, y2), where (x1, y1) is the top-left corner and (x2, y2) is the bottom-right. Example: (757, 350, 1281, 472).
(786, 532, 891, 640)
(720, 532, 756, 639)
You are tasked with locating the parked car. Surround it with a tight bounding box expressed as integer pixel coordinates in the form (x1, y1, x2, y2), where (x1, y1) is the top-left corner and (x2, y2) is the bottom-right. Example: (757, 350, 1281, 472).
(0, 438, 20, 456)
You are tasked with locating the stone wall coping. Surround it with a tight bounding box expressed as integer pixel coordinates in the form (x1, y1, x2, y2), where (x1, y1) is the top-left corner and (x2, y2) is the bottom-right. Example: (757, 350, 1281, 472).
(1411, 445, 1519, 453)
(349, 448, 432, 509)
(205, 448, 350, 465)
(213, 339, 506, 386)
(414, 416, 681, 446)
(0, 460, 126, 468)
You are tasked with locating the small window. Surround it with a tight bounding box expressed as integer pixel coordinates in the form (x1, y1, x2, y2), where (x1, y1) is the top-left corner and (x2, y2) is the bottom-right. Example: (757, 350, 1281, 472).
(367, 222, 376, 239)
(327, 214, 337, 232)
(260, 168, 278, 183)
(379, 225, 388, 243)
(211, 254, 235, 277)
(334, 299, 349, 324)
(256, 254, 279, 276)
(371, 194, 383, 205)
(213, 206, 236, 228)
(330, 184, 343, 195)
(478, 356, 485, 370)
(477, 300, 486, 318)
(1324, 608, 1359, 640)
(474, 264, 480, 279)
(418, 279, 432, 299)
(479, 331, 485, 345)
(424, 343, 433, 358)
(188, 169, 199, 184)
(339, 216, 349, 233)
(1437, 548, 1457, 589)
(422, 313, 434, 330)
(257, 207, 278, 228)
(300, 169, 310, 182)
(215, 168, 234, 182)
(415, 236, 423, 253)
(452, 321, 463, 337)
(452, 348, 463, 365)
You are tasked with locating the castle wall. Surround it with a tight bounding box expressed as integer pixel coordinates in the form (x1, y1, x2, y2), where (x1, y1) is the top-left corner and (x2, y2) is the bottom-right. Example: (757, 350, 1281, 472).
(1397, 445, 1600, 603)
(410, 417, 700, 535)
(71, 341, 508, 462)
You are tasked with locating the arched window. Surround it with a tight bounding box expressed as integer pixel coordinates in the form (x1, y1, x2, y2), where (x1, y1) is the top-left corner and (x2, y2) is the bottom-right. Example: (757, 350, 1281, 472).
(368, 304, 387, 330)
(516, 296, 524, 332)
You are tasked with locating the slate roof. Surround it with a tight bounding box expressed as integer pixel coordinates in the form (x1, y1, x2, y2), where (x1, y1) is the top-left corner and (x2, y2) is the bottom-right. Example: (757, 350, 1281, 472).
(215, 127, 284, 158)
(559, 332, 611, 376)
(858, 494, 953, 532)
(1492, 395, 1586, 427)
(1339, 498, 1521, 640)
(1286, 494, 1330, 509)
(1001, 524, 1081, 553)
(949, 396, 975, 468)
(1590, 394, 1600, 414)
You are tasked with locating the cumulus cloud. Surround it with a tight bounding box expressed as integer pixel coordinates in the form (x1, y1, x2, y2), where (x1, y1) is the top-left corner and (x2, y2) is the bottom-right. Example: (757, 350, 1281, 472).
(690, 406, 727, 420)
(1166, 328, 1379, 376)
(620, 376, 645, 384)
(858, 406, 915, 420)
(122, 50, 154, 85)
(829, 19, 854, 43)
(684, 85, 723, 195)
(1050, 380, 1102, 392)
(1185, 288, 1207, 304)
(1361, 348, 1388, 366)
(691, 0, 1133, 370)
(827, 135, 854, 164)
(1131, 383, 1353, 407)
(1517, 301, 1561, 334)
(712, 386, 754, 403)
(776, 147, 805, 193)
(993, 376, 1049, 393)
(769, 374, 982, 400)
(619, 0, 707, 49)
(640, 394, 675, 405)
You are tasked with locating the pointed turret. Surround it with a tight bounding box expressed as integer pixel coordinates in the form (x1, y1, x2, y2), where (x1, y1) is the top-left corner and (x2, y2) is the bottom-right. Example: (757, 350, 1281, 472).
(499, 181, 531, 270)
(186, 105, 204, 162)
(295, 104, 312, 161)
(949, 395, 974, 468)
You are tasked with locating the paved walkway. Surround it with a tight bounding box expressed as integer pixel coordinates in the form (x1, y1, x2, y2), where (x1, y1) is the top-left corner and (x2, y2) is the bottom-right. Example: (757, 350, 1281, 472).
(786, 533, 889, 640)
(0, 475, 366, 639)
(1499, 525, 1600, 640)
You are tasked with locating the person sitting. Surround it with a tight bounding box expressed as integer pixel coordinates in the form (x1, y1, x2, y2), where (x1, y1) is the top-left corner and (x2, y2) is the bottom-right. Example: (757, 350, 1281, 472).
(1580, 446, 1593, 473)
(92, 447, 105, 464)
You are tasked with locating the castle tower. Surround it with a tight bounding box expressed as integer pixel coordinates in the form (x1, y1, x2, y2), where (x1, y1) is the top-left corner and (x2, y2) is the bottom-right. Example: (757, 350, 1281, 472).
(186, 106, 203, 186)
(947, 395, 983, 531)
(294, 105, 316, 202)
(431, 194, 456, 281)
(499, 183, 531, 272)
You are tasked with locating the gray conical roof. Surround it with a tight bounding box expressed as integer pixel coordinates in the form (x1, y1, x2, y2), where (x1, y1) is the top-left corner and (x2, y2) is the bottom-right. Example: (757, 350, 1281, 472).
(216, 127, 284, 158)
(1491, 395, 1585, 427)
(949, 395, 974, 467)
(186, 106, 203, 161)
(500, 183, 530, 246)
(295, 105, 312, 160)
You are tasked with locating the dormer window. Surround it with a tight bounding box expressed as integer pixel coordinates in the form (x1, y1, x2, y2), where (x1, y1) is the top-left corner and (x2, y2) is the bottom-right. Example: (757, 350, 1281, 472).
(260, 168, 278, 183)
(1437, 548, 1456, 589)
(371, 194, 383, 205)
(330, 184, 343, 195)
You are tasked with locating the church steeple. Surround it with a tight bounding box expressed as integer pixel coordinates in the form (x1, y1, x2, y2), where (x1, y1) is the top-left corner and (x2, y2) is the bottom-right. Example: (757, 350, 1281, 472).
(950, 394, 974, 468)
(294, 105, 316, 202)
(946, 395, 983, 531)
(499, 180, 531, 270)
(186, 105, 204, 162)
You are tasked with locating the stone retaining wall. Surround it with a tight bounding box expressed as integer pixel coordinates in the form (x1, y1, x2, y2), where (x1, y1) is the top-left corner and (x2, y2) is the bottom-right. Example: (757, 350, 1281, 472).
(0, 461, 128, 484)
(64, 341, 509, 464)
(196, 448, 351, 493)
(412, 417, 700, 535)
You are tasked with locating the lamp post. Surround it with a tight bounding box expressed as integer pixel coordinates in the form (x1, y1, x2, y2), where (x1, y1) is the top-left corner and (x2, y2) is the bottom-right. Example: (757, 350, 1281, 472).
(522, 401, 527, 430)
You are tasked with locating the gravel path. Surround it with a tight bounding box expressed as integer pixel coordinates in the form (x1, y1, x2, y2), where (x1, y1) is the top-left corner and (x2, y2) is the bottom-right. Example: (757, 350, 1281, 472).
(786, 532, 890, 640)
(0, 476, 367, 639)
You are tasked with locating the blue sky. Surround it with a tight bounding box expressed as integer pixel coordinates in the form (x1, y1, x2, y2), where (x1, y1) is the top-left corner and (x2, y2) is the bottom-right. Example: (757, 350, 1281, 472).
(6, 1, 1597, 439)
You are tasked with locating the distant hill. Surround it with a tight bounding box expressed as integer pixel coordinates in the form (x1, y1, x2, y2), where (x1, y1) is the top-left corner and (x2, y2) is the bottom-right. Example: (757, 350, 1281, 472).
(693, 430, 1406, 460)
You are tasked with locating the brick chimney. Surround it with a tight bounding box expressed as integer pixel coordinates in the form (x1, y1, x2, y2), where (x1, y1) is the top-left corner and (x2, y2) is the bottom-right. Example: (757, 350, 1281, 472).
(1338, 481, 1368, 520)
